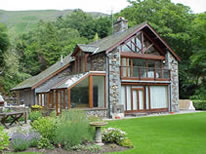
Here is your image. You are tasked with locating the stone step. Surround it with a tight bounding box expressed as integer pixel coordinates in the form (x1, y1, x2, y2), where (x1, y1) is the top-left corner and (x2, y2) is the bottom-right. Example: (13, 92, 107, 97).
(126, 112, 148, 117)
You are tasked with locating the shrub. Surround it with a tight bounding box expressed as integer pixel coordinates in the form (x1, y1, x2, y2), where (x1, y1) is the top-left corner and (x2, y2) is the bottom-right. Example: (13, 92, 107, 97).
(37, 137, 53, 149)
(27, 130, 41, 147)
(102, 128, 126, 144)
(54, 110, 95, 148)
(29, 111, 42, 122)
(31, 117, 56, 141)
(0, 126, 10, 151)
(119, 138, 134, 148)
(11, 132, 30, 151)
(193, 100, 206, 110)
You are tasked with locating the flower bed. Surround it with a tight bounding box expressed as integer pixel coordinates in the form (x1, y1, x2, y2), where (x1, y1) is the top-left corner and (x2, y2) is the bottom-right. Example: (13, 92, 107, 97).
(2, 109, 133, 153)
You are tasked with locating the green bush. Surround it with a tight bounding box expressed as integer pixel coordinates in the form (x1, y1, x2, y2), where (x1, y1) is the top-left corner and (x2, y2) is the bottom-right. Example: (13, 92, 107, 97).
(0, 126, 10, 151)
(29, 111, 42, 122)
(31, 117, 56, 141)
(102, 128, 127, 144)
(119, 138, 134, 148)
(37, 137, 53, 149)
(54, 110, 95, 148)
(192, 100, 206, 110)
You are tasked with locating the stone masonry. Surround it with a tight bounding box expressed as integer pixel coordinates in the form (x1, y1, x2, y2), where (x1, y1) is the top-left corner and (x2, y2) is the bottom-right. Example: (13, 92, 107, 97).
(166, 51, 179, 112)
(89, 53, 106, 71)
(107, 48, 121, 116)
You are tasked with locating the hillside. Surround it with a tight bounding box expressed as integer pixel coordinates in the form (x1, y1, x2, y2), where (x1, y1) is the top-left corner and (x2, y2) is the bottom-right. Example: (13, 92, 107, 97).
(0, 9, 107, 35)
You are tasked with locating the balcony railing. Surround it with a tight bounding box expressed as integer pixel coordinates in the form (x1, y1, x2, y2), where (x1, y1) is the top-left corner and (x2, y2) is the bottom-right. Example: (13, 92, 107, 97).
(120, 66, 170, 80)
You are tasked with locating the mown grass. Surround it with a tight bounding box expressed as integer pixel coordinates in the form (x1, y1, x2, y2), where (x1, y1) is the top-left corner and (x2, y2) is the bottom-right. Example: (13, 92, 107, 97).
(108, 112, 206, 154)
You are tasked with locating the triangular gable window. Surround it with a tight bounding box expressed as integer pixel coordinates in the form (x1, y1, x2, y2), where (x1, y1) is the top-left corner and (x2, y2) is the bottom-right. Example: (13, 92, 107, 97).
(120, 31, 160, 56)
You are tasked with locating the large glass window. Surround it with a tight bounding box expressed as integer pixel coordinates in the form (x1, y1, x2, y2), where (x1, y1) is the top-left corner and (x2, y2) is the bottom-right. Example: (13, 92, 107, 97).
(71, 78, 89, 108)
(93, 76, 105, 108)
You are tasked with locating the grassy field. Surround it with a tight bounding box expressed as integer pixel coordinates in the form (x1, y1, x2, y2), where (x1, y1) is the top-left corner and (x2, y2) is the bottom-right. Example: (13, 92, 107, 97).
(108, 112, 206, 154)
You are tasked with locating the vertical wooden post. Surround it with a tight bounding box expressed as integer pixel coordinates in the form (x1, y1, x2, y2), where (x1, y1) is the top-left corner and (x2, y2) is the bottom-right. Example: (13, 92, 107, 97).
(59, 90, 62, 113)
(47, 93, 50, 108)
(51, 91, 54, 108)
(44, 94, 46, 107)
(130, 59, 133, 77)
(67, 88, 71, 109)
(63, 89, 66, 109)
(40, 94, 42, 106)
(56, 90, 58, 115)
(89, 75, 93, 108)
(126, 58, 128, 77)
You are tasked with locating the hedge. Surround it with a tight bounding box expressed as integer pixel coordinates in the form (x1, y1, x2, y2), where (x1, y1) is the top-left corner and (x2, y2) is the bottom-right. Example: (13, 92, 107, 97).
(192, 100, 206, 110)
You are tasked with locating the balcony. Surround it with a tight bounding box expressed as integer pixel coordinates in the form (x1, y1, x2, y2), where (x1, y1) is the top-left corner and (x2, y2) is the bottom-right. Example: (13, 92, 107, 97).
(120, 66, 170, 81)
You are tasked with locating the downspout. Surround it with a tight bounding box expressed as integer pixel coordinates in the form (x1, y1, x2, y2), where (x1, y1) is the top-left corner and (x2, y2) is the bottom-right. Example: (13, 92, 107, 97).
(106, 54, 111, 118)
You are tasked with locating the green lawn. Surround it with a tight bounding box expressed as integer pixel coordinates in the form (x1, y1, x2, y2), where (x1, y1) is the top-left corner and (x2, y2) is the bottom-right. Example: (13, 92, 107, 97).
(108, 112, 206, 154)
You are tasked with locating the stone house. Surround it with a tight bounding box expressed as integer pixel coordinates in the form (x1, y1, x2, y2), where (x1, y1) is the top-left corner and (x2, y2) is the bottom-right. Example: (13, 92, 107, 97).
(12, 17, 180, 117)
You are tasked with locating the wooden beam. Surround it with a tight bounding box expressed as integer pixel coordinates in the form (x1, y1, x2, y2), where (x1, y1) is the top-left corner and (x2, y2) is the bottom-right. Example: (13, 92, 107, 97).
(59, 90, 62, 113)
(63, 89, 66, 109)
(40, 94, 42, 106)
(37, 94, 39, 105)
(142, 31, 165, 55)
(130, 40, 141, 52)
(120, 52, 165, 60)
(143, 43, 153, 53)
(56, 90, 58, 115)
(89, 75, 93, 108)
(67, 88, 71, 109)
(141, 32, 144, 53)
(126, 44, 135, 52)
(47, 93, 50, 108)
(51, 91, 54, 108)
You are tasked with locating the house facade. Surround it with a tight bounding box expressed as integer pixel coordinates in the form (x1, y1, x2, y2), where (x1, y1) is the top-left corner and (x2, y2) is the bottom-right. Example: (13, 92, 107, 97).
(12, 17, 180, 117)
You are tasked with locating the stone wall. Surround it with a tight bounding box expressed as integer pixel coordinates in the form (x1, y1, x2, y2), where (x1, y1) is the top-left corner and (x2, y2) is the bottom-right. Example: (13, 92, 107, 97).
(107, 48, 121, 116)
(88, 53, 106, 71)
(166, 52, 179, 112)
(85, 108, 108, 118)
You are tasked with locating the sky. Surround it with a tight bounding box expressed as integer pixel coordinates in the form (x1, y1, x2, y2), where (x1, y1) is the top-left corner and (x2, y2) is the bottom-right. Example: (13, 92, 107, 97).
(0, 0, 205, 14)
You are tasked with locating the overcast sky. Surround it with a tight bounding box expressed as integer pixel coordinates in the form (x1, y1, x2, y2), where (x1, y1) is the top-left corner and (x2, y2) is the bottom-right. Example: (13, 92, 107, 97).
(0, 0, 205, 14)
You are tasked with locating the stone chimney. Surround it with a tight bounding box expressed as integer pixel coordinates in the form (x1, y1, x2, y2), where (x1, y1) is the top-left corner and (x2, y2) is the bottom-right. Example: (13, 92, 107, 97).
(113, 17, 128, 33)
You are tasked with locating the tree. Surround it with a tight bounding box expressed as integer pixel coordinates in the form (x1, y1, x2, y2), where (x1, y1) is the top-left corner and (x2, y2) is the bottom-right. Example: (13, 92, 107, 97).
(0, 23, 9, 72)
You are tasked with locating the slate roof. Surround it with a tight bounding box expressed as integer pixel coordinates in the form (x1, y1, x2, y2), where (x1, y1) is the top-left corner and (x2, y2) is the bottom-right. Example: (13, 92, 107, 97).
(78, 22, 147, 54)
(12, 54, 74, 91)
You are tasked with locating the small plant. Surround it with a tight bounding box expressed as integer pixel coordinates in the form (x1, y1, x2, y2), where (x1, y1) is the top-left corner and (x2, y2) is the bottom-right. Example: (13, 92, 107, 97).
(119, 138, 134, 148)
(27, 130, 41, 147)
(29, 111, 42, 122)
(11, 132, 30, 151)
(31, 105, 43, 110)
(31, 117, 56, 141)
(0, 126, 10, 151)
(102, 127, 126, 144)
(37, 137, 53, 149)
(54, 110, 95, 148)
(70, 144, 102, 152)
